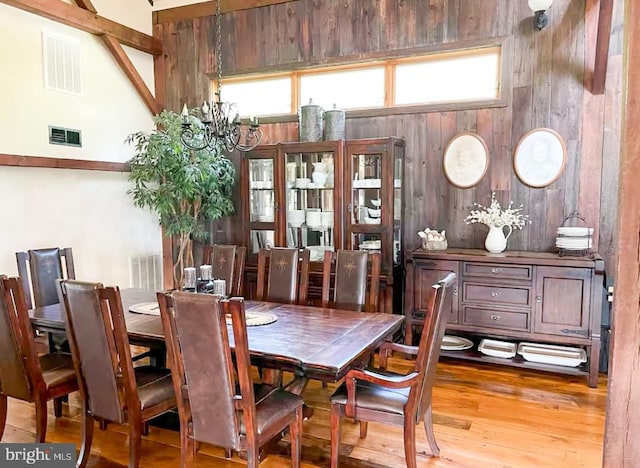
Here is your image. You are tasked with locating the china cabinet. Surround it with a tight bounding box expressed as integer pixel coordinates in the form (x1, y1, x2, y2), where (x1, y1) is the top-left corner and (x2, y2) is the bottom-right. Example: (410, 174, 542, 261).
(241, 137, 405, 312)
(405, 248, 605, 387)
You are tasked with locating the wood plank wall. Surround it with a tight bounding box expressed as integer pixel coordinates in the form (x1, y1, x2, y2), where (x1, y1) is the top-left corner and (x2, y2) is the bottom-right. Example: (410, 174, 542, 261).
(157, 0, 623, 273)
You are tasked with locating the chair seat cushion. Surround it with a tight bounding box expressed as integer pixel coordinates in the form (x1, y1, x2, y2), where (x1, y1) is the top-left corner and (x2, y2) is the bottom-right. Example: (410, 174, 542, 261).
(40, 352, 77, 389)
(240, 388, 303, 436)
(134, 366, 175, 410)
(330, 371, 410, 416)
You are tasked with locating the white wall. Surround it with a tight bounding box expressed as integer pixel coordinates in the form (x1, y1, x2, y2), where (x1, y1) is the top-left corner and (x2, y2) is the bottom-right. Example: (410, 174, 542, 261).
(0, 2, 162, 287)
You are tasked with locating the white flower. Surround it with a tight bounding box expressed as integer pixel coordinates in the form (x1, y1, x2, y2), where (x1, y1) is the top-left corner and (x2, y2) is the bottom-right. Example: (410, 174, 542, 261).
(464, 193, 530, 229)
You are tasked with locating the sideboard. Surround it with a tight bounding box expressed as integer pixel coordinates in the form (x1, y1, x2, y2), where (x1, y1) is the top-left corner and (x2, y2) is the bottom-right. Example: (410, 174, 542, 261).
(405, 248, 605, 387)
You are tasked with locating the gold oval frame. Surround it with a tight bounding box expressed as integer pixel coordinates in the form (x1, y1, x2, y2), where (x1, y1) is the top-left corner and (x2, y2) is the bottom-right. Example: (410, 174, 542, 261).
(443, 132, 490, 188)
(514, 128, 567, 188)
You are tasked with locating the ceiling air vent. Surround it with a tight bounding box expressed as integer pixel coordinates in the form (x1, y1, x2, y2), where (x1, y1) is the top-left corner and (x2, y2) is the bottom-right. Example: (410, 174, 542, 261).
(49, 126, 82, 147)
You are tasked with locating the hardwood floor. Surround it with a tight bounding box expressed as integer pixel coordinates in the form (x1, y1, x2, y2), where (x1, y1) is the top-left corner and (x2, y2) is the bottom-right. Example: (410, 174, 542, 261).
(1, 356, 606, 467)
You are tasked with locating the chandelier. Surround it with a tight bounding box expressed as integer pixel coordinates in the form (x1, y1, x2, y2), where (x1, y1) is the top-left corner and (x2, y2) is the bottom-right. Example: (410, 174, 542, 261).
(180, 0, 262, 152)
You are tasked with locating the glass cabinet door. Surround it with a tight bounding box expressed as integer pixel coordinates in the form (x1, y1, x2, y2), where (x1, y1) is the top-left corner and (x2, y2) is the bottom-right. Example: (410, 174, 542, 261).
(393, 144, 403, 265)
(244, 149, 279, 255)
(282, 142, 339, 262)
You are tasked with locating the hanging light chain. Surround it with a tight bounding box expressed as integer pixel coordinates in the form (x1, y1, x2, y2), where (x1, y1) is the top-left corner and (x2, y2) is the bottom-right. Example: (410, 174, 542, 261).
(215, 0, 223, 100)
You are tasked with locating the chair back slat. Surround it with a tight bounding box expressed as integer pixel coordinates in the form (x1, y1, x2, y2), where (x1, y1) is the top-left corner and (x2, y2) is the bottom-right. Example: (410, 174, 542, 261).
(16, 248, 75, 309)
(257, 248, 310, 304)
(410, 272, 456, 420)
(202, 245, 247, 296)
(0, 276, 36, 400)
(322, 250, 381, 312)
(171, 292, 241, 449)
(57, 280, 124, 423)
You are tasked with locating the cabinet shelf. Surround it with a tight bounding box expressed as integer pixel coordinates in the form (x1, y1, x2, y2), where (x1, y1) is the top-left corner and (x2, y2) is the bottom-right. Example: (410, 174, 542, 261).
(440, 348, 589, 377)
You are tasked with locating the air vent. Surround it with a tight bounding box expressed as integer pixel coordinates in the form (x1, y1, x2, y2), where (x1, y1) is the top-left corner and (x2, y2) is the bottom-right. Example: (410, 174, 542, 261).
(49, 126, 82, 147)
(42, 32, 82, 95)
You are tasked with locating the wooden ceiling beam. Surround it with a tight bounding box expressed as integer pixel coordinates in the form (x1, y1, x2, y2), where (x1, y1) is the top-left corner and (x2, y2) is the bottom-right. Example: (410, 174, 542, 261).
(592, 0, 614, 94)
(101, 35, 163, 115)
(153, 0, 296, 24)
(74, 0, 96, 14)
(0, 0, 162, 55)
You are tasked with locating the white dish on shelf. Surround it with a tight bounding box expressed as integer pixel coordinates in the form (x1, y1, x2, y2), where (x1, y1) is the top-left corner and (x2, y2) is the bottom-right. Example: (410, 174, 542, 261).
(557, 227, 593, 237)
(370, 198, 381, 207)
(363, 216, 381, 224)
(367, 208, 381, 218)
(360, 240, 381, 250)
(478, 339, 517, 359)
(441, 335, 473, 351)
(517, 342, 587, 367)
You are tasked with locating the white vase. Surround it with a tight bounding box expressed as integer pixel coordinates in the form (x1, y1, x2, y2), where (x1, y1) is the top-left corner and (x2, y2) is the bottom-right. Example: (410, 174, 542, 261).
(311, 162, 328, 187)
(485, 224, 512, 253)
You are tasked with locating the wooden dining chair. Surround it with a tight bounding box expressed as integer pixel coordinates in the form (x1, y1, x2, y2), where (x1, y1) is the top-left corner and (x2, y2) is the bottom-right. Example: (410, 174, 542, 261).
(0, 275, 78, 443)
(16, 247, 75, 352)
(256, 248, 310, 304)
(202, 244, 247, 296)
(321, 250, 381, 312)
(157, 291, 304, 468)
(329, 272, 457, 468)
(56, 280, 176, 468)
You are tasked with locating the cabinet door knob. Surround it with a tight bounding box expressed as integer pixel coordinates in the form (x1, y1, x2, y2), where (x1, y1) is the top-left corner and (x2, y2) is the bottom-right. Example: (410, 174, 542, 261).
(453, 286, 458, 296)
(536, 294, 542, 303)
(347, 203, 353, 212)
(491, 267, 502, 273)
(490, 291, 502, 297)
(490, 314, 501, 321)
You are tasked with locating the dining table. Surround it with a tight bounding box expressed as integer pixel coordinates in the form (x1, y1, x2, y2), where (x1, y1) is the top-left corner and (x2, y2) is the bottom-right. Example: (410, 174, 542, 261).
(29, 289, 403, 393)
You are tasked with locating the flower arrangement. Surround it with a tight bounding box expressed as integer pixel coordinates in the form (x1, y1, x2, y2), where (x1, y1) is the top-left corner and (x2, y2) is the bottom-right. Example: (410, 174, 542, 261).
(465, 193, 530, 229)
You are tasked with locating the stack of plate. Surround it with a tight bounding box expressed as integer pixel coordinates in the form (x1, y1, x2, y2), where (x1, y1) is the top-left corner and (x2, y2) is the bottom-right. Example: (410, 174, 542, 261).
(555, 226, 593, 251)
(440, 335, 473, 351)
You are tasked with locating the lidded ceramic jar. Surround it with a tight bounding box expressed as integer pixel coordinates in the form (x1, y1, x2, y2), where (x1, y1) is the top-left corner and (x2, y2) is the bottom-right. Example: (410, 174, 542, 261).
(323, 104, 346, 140)
(299, 98, 323, 142)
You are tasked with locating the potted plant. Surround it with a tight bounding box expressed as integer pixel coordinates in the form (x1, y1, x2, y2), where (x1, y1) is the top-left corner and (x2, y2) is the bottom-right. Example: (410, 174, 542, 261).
(126, 109, 235, 287)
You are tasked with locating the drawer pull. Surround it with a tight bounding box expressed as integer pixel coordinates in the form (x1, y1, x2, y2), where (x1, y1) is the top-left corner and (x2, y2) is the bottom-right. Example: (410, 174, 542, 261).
(491, 267, 502, 273)
(490, 314, 501, 321)
(490, 291, 502, 297)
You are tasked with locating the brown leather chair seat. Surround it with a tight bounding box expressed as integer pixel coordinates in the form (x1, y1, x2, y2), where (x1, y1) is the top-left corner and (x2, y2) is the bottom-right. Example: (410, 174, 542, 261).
(39, 353, 77, 389)
(330, 376, 410, 416)
(240, 388, 303, 436)
(134, 366, 175, 410)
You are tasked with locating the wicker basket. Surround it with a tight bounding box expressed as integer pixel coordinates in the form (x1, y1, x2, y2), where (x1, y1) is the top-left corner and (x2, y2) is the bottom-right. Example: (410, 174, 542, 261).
(422, 239, 448, 251)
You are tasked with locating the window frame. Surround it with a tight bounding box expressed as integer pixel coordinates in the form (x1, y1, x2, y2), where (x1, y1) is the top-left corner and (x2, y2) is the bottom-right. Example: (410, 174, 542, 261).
(210, 37, 510, 124)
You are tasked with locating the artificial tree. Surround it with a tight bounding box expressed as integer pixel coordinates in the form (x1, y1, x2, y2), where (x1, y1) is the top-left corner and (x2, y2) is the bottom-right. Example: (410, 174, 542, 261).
(126, 109, 235, 287)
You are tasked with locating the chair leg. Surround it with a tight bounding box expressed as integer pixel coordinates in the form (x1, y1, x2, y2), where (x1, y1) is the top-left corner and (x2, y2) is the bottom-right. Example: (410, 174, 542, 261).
(330, 403, 341, 468)
(99, 418, 109, 431)
(224, 449, 232, 459)
(289, 406, 302, 468)
(142, 421, 149, 436)
(181, 430, 195, 468)
(54, 397, 63, 418)
(359, 421, 368, 439)
(77, 401, 94, 468)
(246, 446, 260, 468)
(422, 404, 440, 457)
(403, 421, 417, 468)
(35, 398, 48, 443)
(129, 420, 143, 468)
(0, 394, 7, 440)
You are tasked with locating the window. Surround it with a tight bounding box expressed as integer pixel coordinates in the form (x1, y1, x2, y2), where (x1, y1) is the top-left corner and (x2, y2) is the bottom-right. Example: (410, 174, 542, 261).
(299, 66, 385, 111)
(215, 42, 504, 119)
(394, 47, 500, 105)
(221, 75, 291, 117)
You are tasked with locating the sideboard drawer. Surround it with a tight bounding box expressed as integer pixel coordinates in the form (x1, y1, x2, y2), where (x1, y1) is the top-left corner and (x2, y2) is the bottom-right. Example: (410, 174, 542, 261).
(462, 262, 533, 280)
(463, 282, 532, 307)
(463, 306, 530, 331)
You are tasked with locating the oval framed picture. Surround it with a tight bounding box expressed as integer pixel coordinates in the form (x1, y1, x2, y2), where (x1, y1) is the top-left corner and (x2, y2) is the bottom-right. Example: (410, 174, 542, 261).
(443, 132, 489, 188)
(514, 128, 566, 188)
